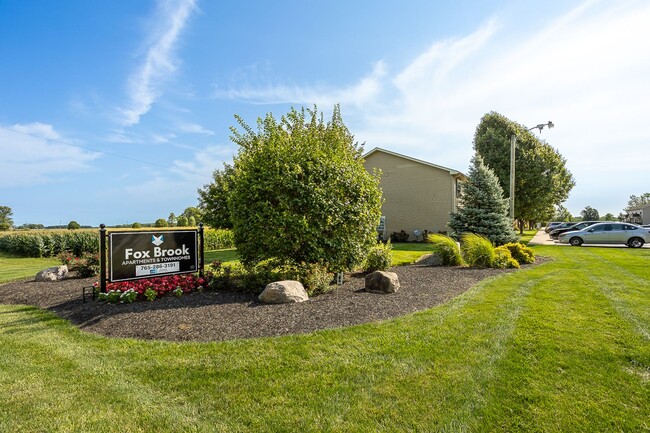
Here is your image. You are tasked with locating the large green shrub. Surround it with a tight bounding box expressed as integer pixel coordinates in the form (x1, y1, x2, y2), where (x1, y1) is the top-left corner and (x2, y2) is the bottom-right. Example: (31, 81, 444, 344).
(363, 241, 393, 272)
(227, 106, 382, 272)
(460, 233, 495, 268)
(426, 234, 465, 266)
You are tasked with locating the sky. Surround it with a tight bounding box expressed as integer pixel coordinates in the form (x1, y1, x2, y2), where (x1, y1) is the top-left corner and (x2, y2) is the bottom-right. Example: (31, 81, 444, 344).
(1, 0, 649, 226)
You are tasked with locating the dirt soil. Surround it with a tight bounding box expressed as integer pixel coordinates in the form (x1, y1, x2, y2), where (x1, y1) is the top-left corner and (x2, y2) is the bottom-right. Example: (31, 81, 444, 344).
(0, 264, 526, 342)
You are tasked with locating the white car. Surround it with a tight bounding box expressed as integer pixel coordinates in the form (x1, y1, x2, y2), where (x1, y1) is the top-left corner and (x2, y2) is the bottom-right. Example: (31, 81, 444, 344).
(558, 222, 650, 248)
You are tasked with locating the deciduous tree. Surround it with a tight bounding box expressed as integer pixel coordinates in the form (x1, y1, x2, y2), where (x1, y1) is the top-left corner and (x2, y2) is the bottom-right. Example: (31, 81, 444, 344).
(473, 112, 575, 233)
(67, 220, 80, 230)
(198, 164, 235, 229)
(0, 206, 13, 231)
(626, 193, 650, 209)
(581, 206, 599, 221)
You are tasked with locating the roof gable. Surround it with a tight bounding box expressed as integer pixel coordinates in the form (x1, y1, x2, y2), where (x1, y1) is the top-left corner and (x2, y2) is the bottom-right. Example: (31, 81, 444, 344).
(363, 147, 465, 178)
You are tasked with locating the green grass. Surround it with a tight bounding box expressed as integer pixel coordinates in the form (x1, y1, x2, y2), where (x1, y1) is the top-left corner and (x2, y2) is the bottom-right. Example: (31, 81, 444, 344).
(204, 248, 239, 264)
(1, 245, 648, 431)
(518, 229, 538, 245)
(0, 252, 59, 284)
(390, 242, 435, 266)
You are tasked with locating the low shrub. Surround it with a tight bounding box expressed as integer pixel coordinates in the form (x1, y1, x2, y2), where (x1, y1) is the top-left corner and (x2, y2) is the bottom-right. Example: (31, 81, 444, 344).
(460, 233, 495, 268)
(493, 246, 520, 269)
(426, 234, 465, 266)
(205, 259, 333, 296)
(58, 251, 100, 277)
(364, 241, 392, 272)
(389, 230, 410, 242)
(502, 242, 535, 264)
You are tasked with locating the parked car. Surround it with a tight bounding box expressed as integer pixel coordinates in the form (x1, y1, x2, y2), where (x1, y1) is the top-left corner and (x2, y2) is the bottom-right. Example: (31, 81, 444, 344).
(545, 222, 564, 233)
(547, 222, 576, 235)
(558, 222, 650, 248)
(549, 221, 599, 239)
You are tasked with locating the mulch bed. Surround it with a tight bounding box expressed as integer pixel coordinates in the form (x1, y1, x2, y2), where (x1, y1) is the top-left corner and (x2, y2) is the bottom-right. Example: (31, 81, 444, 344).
(0, 264, 533, 342)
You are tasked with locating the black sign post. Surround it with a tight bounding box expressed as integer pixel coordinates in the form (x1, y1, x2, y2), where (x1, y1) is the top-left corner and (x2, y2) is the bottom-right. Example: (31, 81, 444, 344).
(99, 226, 204, 290)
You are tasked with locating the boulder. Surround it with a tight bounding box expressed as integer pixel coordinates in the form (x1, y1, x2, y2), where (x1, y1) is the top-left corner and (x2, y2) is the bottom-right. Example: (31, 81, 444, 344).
(35, 265, 69, 282)
(258, 280, 309, 304)
(414, 253, 442, 266)
(365, 271, 400, 294)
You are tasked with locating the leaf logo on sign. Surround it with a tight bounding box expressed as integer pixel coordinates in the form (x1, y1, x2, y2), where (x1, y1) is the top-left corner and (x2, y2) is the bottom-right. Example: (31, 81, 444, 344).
(151, 235, 164, 246)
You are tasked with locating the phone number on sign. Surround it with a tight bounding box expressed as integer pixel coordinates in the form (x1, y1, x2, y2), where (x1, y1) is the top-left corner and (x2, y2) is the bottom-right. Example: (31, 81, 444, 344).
(135, 262, 180, 276)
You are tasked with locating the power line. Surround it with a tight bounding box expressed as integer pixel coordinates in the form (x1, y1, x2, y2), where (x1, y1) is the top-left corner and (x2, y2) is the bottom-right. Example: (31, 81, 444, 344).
(0, 125, 173, 170)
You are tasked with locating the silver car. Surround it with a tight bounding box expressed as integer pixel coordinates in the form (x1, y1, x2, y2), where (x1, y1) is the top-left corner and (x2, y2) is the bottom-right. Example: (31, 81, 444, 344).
(558, 222, 650, 248)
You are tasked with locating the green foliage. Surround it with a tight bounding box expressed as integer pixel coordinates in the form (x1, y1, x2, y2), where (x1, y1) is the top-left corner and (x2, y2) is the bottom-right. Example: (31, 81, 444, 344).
(173, 287, 183, 298)
(473, 112, 575, 231)
(131, 222, 142, 229)
(626, 192, 650, 210)
(501, 242, 535, 264)
(460, 233, 495, 268)
(0, 206, 13, 231)
(601, 213, 616, 221)
(0, 230, 99, 257)
(154, 218, 168, 228)
(203, 228, 235, 250)
(581, 206, 599, 221)
(67, 221, 80, 230)
(228, 105, 382, 272)
(364, 241, 393, 272)
(98, 289, 137, 304)
(449, 154, 517, 245)
(206, 259, 333, 296)
(426, 234, 465, 266)
(492, 246, 520, 269)
(58, 251, 99, 277)
(167, 213, 177, 227)
(144, 287, 157, 302)
(554, 205, 574, 222)
(176, 215, 189, 227)
(198, 163, 235, 229)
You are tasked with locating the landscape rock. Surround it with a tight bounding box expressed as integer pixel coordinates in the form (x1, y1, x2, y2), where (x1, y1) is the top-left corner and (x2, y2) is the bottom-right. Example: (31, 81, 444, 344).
(258, 280, 309, 304)
(365, 271, 400, 293)
(35, 265, 69, 282)
(415, 253, 442, 266)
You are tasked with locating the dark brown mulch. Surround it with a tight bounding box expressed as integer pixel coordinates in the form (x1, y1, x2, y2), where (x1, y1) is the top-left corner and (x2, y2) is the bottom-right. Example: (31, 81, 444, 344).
(0, 264, 529, 342)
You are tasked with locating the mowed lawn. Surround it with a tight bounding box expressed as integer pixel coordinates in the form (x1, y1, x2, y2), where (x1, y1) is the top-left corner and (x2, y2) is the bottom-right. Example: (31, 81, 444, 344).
(0, 246, 648, 432)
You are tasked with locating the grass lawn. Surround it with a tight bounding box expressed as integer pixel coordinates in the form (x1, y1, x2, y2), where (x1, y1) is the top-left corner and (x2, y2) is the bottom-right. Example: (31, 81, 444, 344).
(1, 245, 648, 431)
(517, 229, 538, 245)
(0, 252, 59, 284)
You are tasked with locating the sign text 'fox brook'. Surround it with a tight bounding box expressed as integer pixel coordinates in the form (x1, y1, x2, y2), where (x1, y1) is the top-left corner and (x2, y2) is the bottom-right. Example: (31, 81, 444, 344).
(109, 231, 198, 282)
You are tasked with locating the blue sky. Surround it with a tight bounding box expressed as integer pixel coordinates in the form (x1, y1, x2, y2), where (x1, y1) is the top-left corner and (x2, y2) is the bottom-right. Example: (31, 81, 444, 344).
(1, 0, 649, 226)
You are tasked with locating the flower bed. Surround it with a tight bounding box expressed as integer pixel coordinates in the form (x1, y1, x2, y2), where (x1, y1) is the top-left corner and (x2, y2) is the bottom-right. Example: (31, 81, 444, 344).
(97, 274, 206, 303)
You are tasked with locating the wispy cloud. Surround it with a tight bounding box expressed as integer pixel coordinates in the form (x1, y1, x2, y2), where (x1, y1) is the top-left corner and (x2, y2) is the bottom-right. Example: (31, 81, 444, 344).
(119, 0, 197, 126)
(0, 123, 99, 187)
(215, 61, 387, 107)
(178, 122, 214, 135)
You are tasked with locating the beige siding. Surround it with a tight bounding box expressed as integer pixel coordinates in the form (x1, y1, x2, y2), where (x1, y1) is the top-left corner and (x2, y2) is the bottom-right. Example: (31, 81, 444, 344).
(364, 151, 455, 239)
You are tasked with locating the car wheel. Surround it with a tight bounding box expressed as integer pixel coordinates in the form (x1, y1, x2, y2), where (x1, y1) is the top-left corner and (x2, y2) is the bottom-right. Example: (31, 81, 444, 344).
(569, 237, 583, 247)
(628, 237, 644, 248)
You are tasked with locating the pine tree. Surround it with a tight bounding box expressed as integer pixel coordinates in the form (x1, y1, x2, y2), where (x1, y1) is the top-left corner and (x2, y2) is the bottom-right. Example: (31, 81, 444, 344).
(449, 154, 517, 245)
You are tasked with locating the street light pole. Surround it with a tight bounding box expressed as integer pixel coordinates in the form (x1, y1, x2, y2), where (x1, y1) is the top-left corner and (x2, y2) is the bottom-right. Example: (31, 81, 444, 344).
(509, 121, 554, 220)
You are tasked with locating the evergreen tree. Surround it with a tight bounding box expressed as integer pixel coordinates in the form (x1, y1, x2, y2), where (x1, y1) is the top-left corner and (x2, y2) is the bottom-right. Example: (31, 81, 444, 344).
(449, 154, 517, 245)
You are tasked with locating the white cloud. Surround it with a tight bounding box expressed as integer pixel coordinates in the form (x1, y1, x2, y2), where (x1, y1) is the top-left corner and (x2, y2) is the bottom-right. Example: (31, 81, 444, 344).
(119, 0, 197, 126)
(178, 122, 214, 135)
(215, 61, 387, 107)
(0, 123, 99, 187)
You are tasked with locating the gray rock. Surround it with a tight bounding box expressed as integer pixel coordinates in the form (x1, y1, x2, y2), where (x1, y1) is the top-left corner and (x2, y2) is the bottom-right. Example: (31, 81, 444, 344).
(258, 280, 309, 304)
(365, 271, 400, 293)
(414, 253, 442, 266)
(35, 265, 68, 282)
